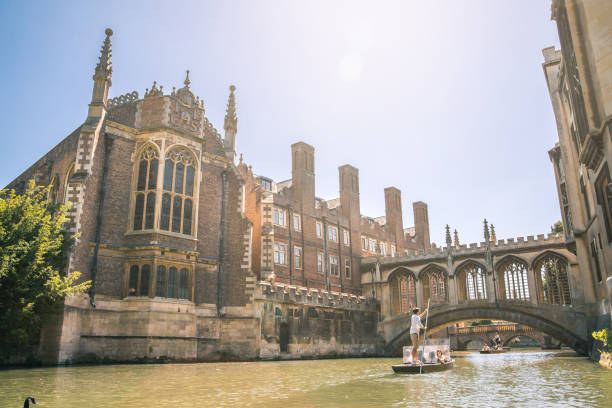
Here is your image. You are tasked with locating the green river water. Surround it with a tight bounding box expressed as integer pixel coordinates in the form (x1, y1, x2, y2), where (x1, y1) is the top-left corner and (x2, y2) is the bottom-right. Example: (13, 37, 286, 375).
(1, 350, 611, 408)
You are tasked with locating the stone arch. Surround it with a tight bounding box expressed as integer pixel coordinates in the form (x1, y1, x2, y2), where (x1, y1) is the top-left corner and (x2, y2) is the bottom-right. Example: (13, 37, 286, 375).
(532, 251, 571, 306)
(63, 162, 75, 205)
(496, 255, 530, 302)
(455, 259, 488, 302)
(384, 303, 588, 355)
(502, 333, 543, 348)
(461, 336, 490, 350)
(387, 267, 417, 316)
(420, 264, 448, 305)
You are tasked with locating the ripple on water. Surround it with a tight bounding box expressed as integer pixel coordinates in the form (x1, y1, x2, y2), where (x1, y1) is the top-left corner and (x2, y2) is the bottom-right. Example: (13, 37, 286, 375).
(0, 350, 610, 408)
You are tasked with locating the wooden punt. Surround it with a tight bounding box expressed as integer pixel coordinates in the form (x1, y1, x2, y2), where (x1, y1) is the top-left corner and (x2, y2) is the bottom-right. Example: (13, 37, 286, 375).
(392, 360, 455, 374)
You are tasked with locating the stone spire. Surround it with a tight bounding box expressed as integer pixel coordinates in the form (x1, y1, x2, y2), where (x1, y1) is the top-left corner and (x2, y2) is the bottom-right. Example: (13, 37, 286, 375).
(184, 70, 191, 88)
(94, 28, 113, 83)
(223, 85, 238, 161)
(490, 224, 496, 243)
(445, 224, 452, 247)
(483, 219, 490, 242)
(453, 229, 460, 248)
(91, 28, 113, 107)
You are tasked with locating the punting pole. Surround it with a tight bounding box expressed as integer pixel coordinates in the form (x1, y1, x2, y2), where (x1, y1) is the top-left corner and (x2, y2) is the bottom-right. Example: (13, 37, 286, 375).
(419, 299, 431, 375)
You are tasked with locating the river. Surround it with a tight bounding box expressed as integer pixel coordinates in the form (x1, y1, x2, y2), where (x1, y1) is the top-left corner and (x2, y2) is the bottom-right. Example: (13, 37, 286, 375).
(1, 350, 611, 408)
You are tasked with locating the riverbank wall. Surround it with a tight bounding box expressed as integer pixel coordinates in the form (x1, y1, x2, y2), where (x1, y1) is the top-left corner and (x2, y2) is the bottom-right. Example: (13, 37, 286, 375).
(23, 281, 381, 365)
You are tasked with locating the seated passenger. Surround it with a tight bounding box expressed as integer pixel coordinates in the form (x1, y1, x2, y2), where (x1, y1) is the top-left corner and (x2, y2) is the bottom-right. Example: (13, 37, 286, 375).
(436, 349, 446, 363)
(482, 344, 491, 352)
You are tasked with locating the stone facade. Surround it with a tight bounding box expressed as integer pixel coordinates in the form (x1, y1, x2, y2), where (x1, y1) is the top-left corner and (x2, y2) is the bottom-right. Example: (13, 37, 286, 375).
(6, 29, 386, 364)
(543, 0, 612, 356)
(237, 144, 431, 296)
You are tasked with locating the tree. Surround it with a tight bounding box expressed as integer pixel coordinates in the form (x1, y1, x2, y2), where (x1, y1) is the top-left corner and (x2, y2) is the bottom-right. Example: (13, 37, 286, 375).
(551, 221, 563, 234)
(0, 181, 90, 353)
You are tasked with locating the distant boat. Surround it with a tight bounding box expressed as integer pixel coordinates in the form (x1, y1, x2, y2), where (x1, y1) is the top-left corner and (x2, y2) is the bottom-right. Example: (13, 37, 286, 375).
(392, 360, 455, 374)
(480, 347, 511, 354)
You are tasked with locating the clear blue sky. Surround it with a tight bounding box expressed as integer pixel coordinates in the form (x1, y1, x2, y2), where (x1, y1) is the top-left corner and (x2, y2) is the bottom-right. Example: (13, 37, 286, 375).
(0, 0, 561, 247)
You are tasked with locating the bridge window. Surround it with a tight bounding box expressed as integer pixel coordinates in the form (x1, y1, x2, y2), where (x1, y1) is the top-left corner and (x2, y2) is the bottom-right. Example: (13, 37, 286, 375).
(499, 259, 530, 301)
(457, 262, 487, 301)
(423, 268, 446, 304)
(390, 271, 416, 315)
(535, 254, 571, 306)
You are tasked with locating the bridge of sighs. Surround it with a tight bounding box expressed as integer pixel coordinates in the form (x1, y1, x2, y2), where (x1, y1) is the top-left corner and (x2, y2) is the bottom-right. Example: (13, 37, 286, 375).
(360, 223, 594, 355)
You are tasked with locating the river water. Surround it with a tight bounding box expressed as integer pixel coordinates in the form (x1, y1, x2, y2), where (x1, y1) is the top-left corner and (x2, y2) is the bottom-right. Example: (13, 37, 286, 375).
(1, 350, 611, 408)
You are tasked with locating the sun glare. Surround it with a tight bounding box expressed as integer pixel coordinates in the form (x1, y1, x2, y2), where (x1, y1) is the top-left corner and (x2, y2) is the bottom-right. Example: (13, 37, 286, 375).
(338, 53, 363, 82)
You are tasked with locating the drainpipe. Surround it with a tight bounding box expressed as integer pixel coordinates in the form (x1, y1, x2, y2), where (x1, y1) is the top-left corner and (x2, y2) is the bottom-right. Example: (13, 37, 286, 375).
(88, 134, 114, 308)
(337, 219, 343, 293)
(323, 216, 330, 291)
(288, 207, 293, 285)
(217, 170, 227, 316)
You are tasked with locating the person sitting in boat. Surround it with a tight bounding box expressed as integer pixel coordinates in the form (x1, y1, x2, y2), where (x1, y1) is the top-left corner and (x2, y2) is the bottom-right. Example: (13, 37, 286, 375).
(482, 344, 491, 352)
(410, 307, 428, 365)
(436, 349, 447, 363)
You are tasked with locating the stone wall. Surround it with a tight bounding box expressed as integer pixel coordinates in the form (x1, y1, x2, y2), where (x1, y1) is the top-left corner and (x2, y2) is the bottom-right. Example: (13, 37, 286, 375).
(254, 282, 381, 359)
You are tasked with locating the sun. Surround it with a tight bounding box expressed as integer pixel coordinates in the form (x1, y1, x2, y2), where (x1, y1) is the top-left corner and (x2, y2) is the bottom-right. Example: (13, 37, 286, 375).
(338, 53, 363, 82)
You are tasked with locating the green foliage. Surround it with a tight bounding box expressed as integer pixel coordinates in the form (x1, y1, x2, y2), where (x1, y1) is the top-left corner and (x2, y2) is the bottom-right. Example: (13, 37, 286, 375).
(0, 181, 90, 353)
(592, 329, 610, 351)
(551, 221, 563, 234)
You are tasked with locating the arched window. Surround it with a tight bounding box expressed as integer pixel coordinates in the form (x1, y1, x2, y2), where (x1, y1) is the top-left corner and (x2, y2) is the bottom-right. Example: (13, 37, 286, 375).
(422, 267, 447, 304)
(179, 268, 190, 299)
(155, 265, 166, 297)
(127, 264, 151, 297)
(499, 258, 530, 301)
(535, 254, 571, 306)
(64, 163, 75, 205)
(48, 175, 59, 203)
(458, 262, 487, 301)
(133, 145, 159, 230)
(390, 270, 417, 315)
(167, 266, 178, 298)
(161, 148, 195, 235)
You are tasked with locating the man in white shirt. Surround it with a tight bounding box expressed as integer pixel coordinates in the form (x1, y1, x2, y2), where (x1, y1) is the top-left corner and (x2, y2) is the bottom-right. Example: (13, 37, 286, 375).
(410, 307, 428, 364)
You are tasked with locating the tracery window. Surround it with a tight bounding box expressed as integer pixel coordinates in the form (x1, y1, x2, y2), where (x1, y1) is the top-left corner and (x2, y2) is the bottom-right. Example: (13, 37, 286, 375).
(390, 270, 417, 315)
(535, 254, 571, 306)
(499, 259, 530, 301)
(459, 262, 487, 301)
(423, 267, 446, 304)
(161, 148, 195, 235)
(133, 145, 159, 230)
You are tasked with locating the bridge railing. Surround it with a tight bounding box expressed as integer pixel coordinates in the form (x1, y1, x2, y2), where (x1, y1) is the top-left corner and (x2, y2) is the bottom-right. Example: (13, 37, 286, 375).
(456, 324, 536, 335)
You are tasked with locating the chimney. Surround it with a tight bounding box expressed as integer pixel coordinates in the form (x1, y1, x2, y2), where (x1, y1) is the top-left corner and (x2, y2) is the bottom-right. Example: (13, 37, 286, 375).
(291, 142, 315, 213)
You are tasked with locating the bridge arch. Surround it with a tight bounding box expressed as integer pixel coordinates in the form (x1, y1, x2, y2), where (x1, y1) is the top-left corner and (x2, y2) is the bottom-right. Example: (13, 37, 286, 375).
(383, 302, 588, 355)
(387, 267, 417, 315)
(502, 333, 544, 348)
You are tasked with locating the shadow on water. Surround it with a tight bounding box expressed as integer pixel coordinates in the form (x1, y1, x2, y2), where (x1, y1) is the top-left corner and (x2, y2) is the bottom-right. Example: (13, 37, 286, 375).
(0, 350, 610, 408)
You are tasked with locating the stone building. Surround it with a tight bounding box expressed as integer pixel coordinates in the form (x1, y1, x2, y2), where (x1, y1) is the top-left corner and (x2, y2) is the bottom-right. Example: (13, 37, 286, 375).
(237, 143, 431, 296)
(542, 0, 612, 332)
(5, 29, 389, 364)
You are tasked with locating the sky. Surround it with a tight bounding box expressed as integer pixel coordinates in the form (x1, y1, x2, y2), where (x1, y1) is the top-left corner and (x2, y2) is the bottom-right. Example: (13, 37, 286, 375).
(0, 0, 562, 247)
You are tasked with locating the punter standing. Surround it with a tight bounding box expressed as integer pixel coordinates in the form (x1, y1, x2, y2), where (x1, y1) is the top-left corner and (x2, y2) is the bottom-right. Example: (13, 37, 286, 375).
(410, 307, 428, 364)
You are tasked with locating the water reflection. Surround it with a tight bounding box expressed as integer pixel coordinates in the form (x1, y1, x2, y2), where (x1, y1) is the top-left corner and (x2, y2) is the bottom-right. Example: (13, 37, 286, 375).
(1, 350, 610, 408)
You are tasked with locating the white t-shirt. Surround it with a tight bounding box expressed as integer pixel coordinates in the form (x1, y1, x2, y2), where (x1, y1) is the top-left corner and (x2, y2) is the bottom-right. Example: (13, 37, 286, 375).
(410, 313, 423, 334)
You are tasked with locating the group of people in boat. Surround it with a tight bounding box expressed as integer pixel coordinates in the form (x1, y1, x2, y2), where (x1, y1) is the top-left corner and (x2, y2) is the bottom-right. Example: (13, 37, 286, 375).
(482, 333, 503, 352)
(408, 307, 452, 365)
